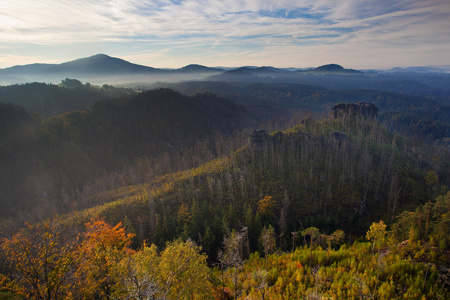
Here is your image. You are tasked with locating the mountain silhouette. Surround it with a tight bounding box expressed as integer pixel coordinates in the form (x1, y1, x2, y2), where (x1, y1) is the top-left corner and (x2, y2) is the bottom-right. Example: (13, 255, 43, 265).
(315, 64, 345, 71)
(0, 54, 225, 84)
(307, 63, 363, 74)
(179, 64, 224, 73)
(47, 54, 161, 74)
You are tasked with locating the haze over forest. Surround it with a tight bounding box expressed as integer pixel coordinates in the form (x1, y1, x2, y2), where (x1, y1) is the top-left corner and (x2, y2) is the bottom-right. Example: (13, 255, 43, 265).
(1, 1, 450, 299)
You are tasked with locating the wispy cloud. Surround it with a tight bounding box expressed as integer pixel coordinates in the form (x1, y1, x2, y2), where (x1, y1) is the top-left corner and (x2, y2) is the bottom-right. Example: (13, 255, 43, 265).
(0, 0, 449, 68)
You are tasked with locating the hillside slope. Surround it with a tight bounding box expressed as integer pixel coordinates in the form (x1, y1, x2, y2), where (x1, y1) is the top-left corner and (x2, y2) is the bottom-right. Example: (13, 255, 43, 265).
(0, 81, 133, 118)
(52, 104, 449, 261)
(157, 81, 450, 143)
(0, 89, 254, 220)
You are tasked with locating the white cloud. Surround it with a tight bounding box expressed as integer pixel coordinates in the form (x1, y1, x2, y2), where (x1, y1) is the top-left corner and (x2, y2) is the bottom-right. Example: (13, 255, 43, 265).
(0, 0, 449, 68)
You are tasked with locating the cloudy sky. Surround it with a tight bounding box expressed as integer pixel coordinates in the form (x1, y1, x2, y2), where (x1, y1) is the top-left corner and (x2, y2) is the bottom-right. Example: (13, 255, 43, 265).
(0, 0, 449, 69)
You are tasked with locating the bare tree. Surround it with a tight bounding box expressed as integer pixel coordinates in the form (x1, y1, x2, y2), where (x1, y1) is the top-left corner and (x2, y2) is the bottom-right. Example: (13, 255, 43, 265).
(251, 269, 269, 300)
(218, 228, 248, 300)
(260, 225, 276, 263)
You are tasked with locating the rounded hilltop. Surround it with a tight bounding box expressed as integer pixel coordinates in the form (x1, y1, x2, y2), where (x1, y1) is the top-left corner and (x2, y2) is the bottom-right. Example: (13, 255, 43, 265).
(315, 64, 345, 71)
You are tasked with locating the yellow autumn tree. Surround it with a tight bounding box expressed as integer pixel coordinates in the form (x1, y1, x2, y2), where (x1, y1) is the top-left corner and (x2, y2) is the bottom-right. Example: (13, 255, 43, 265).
(366, 220, 387, 253)
(158, 239, 214, 300)
(0, 221, 76, 299)
(177, 203, 192, 223)
(113, 243, 160, 300)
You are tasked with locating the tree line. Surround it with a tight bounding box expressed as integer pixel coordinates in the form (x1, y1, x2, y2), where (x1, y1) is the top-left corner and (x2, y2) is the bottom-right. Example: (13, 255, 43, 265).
(0, 89, 254, 223)
(25, 112, 446, 266)
(1, 191, 448, 299)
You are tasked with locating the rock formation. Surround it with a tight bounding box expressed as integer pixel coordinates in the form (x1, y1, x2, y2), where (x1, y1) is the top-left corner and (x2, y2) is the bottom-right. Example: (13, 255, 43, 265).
(249, 129, 269, 150)
(331, 102, 378, 120)
(330, 130, 347, 147)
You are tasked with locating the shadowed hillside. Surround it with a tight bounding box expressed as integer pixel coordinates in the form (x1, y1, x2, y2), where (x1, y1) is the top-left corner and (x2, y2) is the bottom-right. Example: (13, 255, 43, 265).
(0, 81, 133, 118)
(46, 103, 448, 260)
(0, 89, 255, 221)
(156, 81, 450, 144)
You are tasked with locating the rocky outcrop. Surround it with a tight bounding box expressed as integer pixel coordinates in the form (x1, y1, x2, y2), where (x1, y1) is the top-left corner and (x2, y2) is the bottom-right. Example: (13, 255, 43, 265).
(272, 131, 284, 142)
(249, 130, 286, 151)
(330, 130, 347, 147)
(249, 129, 269, 150)
(331, 102, 378, 120)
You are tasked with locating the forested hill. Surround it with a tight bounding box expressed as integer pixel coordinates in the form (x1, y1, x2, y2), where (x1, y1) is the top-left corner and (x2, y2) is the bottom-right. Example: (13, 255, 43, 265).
(47, 104, 449, 260)
(0, 89, 255, 220)
(156, 81, 450, 144)
(0, 80, 133, 118)
(1, 102, 449, 299)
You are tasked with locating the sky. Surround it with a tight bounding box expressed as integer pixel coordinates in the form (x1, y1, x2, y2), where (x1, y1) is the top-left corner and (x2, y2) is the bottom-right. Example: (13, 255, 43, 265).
(0, 0, 449, 69)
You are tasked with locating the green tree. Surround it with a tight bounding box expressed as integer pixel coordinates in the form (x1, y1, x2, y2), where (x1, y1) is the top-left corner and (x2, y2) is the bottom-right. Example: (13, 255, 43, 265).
(323, 229, 345, 263)
(301, 227, 320, 260)
(366, 220, 387, 253)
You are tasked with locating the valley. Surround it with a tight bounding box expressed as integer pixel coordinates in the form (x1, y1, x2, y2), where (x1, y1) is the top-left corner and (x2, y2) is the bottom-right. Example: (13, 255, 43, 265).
(0, 55, 449, 299)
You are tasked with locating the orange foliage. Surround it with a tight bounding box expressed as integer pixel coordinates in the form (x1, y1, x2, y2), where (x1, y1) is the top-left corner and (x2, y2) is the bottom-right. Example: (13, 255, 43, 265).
(257, 195, 276, 215)
(74, 217, 135, 298)
(83, 217, 135, 252)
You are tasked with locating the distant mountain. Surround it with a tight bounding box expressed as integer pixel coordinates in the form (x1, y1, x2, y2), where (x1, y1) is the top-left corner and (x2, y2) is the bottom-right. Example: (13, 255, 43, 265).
(179, 64, 224, 73)
(207, 68, 256, 82)
(47, 54, 161, 75)
(316, 64, 345, 71)
(2, 55, 449, 90)
(0, 54, 225, 85)
(0, 54, 163, 77)
(209, 64, 369, 83)
(234, 66, 287, 73)
(384, 66, 450, 74)
(302, 63, 363, 74)
(208, 66, 292, 82)
(2, 63, 55, 75)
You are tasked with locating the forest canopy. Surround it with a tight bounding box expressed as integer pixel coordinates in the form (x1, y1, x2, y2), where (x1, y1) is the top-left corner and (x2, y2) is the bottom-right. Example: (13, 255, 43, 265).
(0, 72, 449, 299)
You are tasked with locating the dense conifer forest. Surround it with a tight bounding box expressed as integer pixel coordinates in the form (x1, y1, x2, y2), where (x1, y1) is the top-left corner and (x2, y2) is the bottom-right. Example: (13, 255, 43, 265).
(0, 80, 133, 118)
(0, 88, 254, 221)
(157, 81, 450, 144)
(0, 77, 449, 299)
